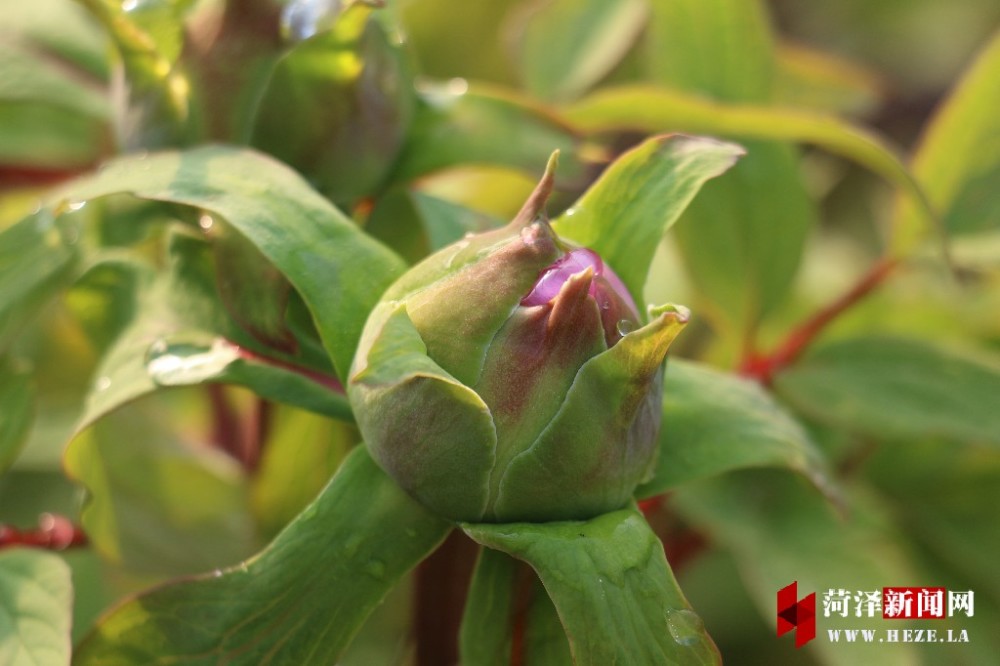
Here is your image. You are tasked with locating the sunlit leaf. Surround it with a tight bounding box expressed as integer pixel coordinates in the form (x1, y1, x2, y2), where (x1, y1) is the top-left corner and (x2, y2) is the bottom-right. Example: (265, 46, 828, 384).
(74, 446, 452, 664)
(0, 210, 79, 352)
(251, 4, 414, 206)
(389, 84, 586, 188)
(250, 406, 356, 540)
(565, 86, 936, 258)
(644, 0, 776, 103)
(774, 336, 1000, 447)
(551, 134, 744, 311)
(64, 400, 260, 576)
(50, 145, 405, 381)
(0, 549, 73, 666)
(893, 29, 1000, 249)
(773, 42, 883, 115)
(513, 0, 648, 103)
(464, 507, 720, 665)
(637, 360, 834, 498)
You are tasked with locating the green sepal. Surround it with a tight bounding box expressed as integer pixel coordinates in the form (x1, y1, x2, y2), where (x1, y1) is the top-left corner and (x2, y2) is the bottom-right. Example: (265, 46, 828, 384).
(350, 301, 496, 521)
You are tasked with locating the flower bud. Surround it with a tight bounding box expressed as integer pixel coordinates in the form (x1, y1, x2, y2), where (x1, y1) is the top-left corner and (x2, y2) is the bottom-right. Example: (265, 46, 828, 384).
(348, 161, 689, 522)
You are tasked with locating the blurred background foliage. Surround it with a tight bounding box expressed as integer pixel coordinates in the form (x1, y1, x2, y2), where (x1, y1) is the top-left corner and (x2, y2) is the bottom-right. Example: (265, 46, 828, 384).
(0, 0, 998, 663)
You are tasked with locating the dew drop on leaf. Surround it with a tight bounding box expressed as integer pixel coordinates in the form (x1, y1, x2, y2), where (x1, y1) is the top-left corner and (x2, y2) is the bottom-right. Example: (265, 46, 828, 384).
(666, 608, 705, 647)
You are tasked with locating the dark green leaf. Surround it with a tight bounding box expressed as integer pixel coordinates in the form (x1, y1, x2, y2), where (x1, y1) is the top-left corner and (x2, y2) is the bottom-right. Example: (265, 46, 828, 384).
(464, 507, 720, 665)
(893, 29, 1000, 246)
(389, 84, 586, 188)
(211, 219, 296, 353)
(0, 359, 34, 475)
(551, 134, 744, 311)
(514, 0, 648, 103)
(637, 360, 834, 498)
(674, 470, 921, 666)
(74, 446, 452, 665)
(365, 189, 501, 265)
(0, 549, 73, 666)
(50, 145, 406, 381)
(774, 336, 1000, 446)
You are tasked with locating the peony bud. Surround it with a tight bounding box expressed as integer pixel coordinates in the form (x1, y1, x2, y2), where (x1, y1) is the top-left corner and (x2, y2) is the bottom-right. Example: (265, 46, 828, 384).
(348, 161, 689, 522)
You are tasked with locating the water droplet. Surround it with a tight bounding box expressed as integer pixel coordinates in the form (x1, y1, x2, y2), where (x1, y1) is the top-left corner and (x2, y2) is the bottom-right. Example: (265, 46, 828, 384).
(281, 0, 341, 42)
(145, 336, 241, 386)
(363, 559, 386, 579)
(342, 533, 364, 557)
(121, 0, 139, 11)
(666, 609, 705, 647)
(212, 568, 224, 578)
(616, 319, 637, 337)
(444, 77, 469, 96)
(66, 200, 87, 212)
(443, 240, 470, 268)
(198, 214, 214, 231)
(94, 376, 112, 392)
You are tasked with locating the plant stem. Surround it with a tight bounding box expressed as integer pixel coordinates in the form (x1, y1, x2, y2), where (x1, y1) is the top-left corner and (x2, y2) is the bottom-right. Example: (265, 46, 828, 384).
(0, 514, 88, 551)
(740, 256, 899, 384)
(414, 531, 478, 666)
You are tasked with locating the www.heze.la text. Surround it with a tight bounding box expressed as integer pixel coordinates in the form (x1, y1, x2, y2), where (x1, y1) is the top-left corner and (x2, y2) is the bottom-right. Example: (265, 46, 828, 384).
(827, 629, 970, 643)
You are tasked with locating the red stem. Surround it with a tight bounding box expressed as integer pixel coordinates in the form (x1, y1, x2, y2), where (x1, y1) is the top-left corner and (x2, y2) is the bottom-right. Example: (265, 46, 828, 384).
(0, 514, 88, 551)
(740, 257, 899, 384)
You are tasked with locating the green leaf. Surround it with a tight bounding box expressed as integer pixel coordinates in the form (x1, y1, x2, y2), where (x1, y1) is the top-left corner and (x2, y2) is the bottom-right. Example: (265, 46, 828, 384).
(250, 5, 415, 206)
(637, 360, 834, 498)
(0, 210, 79, 352)
(250, 406, 355, 540)
(50, 145, 406, 381)
(0, 359, 34, 475)
(0, 549, 73, 666)
(459, 548, 572, 666)
(644, 0, 776, 103)
(773, 42, 882, 115)
(365, 189, 501, 265)
(389, 84, 586, 188)
(893, 29, 1000, 247)
(0, 0, 111, 169)
(74, 0, 193, 148)
(565, 85, 936, 260)
(774, 336, 1000, 447)
(211, 219, 296, 353)
(0, 0, 110, 79)
(74, 446, 452, 665)
(69, 237, 350, 434)
(513, 0, 648, 103)
(464, 507, 720, 665)
(551, 134, 743, 311)
(64, 400, 260, 576)
(674, 471, 921, 666)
